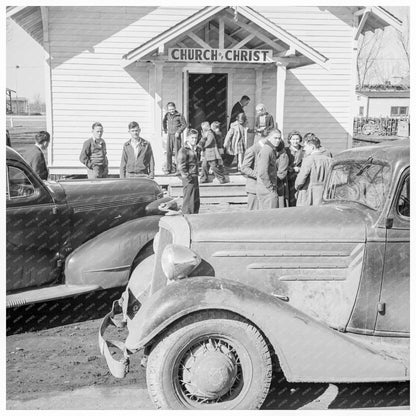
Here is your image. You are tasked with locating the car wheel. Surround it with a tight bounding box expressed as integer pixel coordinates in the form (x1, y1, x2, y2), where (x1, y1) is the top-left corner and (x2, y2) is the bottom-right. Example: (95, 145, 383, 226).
(146, 311, 272, 410)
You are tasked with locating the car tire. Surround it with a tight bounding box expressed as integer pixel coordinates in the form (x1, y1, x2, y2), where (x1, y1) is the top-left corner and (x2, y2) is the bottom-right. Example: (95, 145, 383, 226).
(146, 310, 272, 410)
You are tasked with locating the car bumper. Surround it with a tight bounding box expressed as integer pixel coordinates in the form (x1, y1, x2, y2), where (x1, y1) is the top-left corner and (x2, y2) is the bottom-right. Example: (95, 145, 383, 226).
(98, 299, 132, 379)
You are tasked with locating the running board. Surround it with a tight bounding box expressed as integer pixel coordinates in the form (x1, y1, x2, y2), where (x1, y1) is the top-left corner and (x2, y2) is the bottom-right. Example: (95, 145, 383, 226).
(6, 284, 101, 308)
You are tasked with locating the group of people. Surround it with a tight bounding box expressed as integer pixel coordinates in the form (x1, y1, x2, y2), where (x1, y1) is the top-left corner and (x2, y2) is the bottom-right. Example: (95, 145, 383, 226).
(14, 95, 332, 215)
(241, 129, 332, 210)
(78, 121, 155, 180)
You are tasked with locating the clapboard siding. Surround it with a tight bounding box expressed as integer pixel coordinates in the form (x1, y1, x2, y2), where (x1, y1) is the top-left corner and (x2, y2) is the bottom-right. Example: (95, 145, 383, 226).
(232, 69, 256, 127)
(48, 6, 200, 168)
(258, 6, 354, 154)
(47, 5, 357, 169)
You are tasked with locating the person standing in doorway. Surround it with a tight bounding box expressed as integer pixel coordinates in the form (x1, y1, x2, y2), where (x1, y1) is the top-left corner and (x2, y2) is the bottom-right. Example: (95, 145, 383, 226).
(162, 102, 187, 174)
(177, 129, 200, 214)
(256, 129, 283, 209)
(199, 121, 227, 184)
(25, 131, 50, 180)
(79, 122, 108, 179)
(120, 121, 155, 179)
(229, 95, 250, 127)
(295, 133, 332, 206)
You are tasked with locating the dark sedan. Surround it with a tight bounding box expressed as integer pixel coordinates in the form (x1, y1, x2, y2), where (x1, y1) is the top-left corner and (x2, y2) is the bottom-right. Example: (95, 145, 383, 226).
(6, 146, 171, 307)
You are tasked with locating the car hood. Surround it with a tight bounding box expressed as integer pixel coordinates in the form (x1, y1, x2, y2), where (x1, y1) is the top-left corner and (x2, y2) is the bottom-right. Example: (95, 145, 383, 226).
(56, 178, 159, 207)
(187, 204, 374, 243)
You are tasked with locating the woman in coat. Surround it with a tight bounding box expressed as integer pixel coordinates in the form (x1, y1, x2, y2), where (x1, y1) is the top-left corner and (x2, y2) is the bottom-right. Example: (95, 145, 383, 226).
(223, 112, 247, 171)
(285, 130, 305, 207)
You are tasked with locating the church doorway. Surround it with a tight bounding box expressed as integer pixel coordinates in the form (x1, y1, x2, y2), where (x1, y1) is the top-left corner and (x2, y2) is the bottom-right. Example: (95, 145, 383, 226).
(188, 73, 228, 135)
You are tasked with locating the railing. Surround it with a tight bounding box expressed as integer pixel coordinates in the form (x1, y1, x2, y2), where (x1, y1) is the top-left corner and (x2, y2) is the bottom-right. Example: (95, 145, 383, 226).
(353, 116, 409, 136)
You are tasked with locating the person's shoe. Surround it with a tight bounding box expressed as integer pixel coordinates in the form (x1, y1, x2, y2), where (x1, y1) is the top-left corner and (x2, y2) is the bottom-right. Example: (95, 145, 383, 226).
(200, 178, 209, 183)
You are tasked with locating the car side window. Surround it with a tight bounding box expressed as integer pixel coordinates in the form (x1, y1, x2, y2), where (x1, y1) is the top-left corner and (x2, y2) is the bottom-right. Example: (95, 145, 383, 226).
(8, 166, 36, 199)
(397, 174, 410, 218)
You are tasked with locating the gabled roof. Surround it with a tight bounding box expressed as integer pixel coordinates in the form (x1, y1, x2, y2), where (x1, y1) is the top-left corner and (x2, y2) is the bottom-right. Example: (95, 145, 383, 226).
(7, 6, 43, 44)
(352, 6, 402, 34)
(123, 6, 329, 68)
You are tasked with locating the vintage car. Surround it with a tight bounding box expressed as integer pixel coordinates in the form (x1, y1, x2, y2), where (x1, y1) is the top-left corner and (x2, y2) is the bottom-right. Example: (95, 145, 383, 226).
(6, 146, 175, 308)
(99, 140, 409, 409)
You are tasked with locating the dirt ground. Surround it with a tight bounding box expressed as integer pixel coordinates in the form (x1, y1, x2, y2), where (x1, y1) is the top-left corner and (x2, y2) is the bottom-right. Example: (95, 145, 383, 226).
(6, 289, 146, 401)
(6, 300, 410, 410)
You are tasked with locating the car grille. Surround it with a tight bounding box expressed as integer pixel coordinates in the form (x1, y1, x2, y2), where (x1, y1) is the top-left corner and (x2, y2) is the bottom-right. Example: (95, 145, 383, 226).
(149, 226, 173, 294)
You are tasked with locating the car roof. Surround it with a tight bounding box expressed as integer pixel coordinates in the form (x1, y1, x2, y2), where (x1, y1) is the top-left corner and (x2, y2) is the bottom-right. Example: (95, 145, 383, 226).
(335, 139, 409, 166)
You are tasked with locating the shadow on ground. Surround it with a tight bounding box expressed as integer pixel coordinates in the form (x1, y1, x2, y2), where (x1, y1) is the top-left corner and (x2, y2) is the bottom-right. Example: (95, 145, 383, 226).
(261, 354, 409, 410)
(6, 287, 124, 335)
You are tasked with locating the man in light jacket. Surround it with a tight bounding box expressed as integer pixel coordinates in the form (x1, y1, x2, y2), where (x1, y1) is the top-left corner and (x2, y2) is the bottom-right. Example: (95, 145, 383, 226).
(241, 137, 266, 210)
(120, 121, 154, 179)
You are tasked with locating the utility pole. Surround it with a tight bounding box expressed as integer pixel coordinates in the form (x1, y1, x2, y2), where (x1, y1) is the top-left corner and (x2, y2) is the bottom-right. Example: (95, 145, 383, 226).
(15, 65, 20, 114)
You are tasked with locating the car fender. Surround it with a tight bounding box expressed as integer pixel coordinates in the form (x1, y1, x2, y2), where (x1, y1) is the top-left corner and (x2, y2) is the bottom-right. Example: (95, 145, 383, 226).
(126, 276, 407, 383)
(65, 215, 161, 289)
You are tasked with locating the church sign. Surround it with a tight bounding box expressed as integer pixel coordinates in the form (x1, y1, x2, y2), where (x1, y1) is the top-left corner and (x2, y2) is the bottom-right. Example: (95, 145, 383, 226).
(168, 48, 273, 63)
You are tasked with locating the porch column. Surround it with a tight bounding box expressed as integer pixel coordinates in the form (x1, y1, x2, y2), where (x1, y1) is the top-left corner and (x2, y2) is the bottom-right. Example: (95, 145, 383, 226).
(151, 62, 164, 173)
(275, 62, 287, 136)
(41, 6, 54, 165)
(255, 68, 263, 106)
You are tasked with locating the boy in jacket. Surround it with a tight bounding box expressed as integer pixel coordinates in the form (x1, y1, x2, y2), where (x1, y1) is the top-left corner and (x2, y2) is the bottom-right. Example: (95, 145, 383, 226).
(177, 129, 200, 214)
(120, 121, 154, 179)
(79, 122, 108, 178)
(162, 102, 187, 174)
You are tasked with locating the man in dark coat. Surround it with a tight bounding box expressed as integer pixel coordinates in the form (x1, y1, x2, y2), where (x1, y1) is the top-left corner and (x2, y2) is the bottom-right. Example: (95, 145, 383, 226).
(229, 95, 250, 128)
(256, 129, 287, 209)
(120, 121, 154, 179)
(6, 129, 12, 147)
(162, 102, 187, 174)
(24, 131, 50, 180)
(177, 129, 200, 214)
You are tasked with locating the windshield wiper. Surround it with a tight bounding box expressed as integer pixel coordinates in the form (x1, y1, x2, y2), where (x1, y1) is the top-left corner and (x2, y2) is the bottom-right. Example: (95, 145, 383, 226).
(356, 156, 373, 176)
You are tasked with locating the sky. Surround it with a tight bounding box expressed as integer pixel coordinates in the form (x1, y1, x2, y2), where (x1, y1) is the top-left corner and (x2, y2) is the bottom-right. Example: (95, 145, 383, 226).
(6, 18, 46, 101)
(5, 5, 410, 103)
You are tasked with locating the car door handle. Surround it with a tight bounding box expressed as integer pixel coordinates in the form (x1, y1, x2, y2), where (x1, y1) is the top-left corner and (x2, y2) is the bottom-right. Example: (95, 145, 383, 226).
(114, 215, 122, 219)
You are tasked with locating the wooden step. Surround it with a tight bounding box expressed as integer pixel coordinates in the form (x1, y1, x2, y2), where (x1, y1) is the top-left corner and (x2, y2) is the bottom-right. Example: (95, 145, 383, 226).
(168, 179, 247, 204)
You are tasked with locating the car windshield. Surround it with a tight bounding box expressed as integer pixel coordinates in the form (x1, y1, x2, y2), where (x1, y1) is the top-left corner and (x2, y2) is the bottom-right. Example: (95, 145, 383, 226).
(323, 159, 391, 211)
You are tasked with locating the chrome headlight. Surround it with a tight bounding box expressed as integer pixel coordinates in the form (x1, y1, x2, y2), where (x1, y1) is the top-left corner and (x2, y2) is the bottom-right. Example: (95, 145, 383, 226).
(153, 231, 160, 253)
(161, 244, 201, 281)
